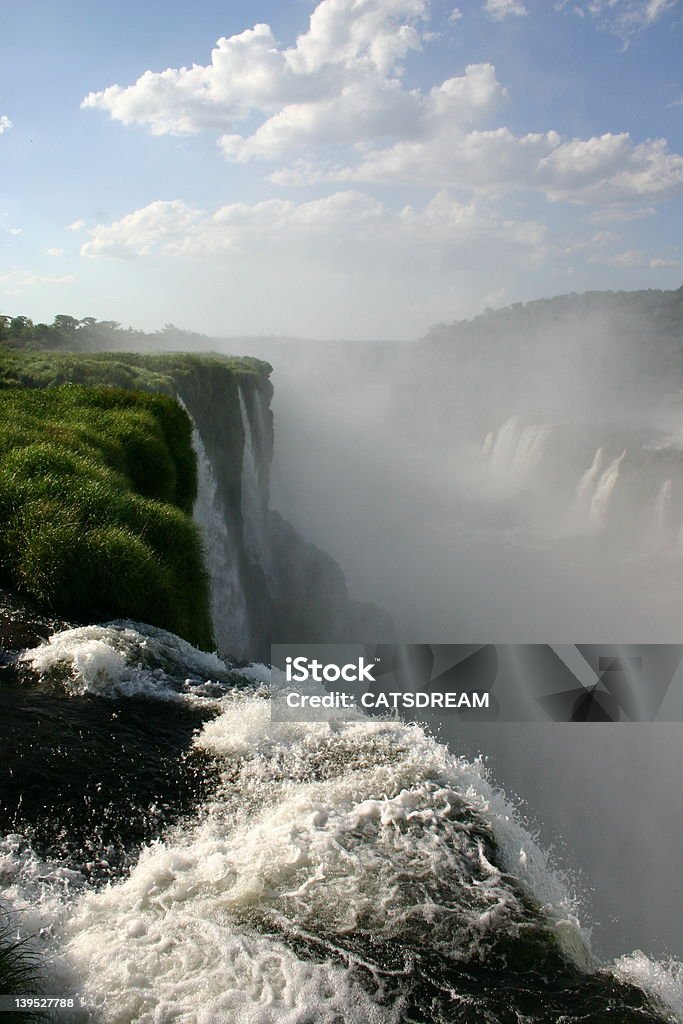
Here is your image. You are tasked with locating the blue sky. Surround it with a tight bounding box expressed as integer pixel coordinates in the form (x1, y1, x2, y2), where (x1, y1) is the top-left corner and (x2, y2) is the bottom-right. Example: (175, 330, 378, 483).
(1, 0, 682, 339)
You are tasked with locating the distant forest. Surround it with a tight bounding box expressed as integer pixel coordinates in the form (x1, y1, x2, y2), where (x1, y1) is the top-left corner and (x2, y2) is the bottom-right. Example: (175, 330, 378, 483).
(0, 313, 209, 352)
(424, 285, 683, 349)
(3, 284, 682, 356)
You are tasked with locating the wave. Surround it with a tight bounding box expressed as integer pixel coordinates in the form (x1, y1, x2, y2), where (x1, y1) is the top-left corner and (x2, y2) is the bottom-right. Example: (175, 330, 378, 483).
(4, 622, 682, 1022)
(18, 621, 270, 704)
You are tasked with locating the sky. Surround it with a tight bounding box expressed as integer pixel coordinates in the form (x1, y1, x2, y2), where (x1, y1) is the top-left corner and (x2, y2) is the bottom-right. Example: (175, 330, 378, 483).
(1, 0, 682, 340)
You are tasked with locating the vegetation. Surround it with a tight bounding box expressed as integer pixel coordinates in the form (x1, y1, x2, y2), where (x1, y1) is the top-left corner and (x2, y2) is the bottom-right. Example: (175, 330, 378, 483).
(0, 347, 268, 395)
(0, 909, 47, 1022)
(0, 385, 213, 649)
(0, 313, 208, 353)
(422, 284, 683, 388)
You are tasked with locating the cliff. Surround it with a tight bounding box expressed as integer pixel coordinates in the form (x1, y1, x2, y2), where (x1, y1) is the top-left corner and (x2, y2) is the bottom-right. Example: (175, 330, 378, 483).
(0, 348, 393, 660)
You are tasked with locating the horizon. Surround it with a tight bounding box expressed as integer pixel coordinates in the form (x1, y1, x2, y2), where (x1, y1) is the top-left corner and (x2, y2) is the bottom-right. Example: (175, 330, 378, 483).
(4, 278, 683, 345)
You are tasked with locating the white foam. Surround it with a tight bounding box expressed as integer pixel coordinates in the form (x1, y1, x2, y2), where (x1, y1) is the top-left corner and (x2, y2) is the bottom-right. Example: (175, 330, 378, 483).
(193, 696, 587, 964)
(2, 686, 595, 1023)
(18, 621, 233, 702)
(614, 951, 683, 1022)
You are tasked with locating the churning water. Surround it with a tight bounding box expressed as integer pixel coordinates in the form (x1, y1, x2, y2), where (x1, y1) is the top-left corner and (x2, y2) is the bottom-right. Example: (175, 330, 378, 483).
(1, 621, 682, 1023)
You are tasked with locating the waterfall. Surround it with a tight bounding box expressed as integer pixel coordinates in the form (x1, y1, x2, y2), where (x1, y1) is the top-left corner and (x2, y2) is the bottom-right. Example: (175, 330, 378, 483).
(651, 479, 674, 552)
(575, 447, 604, 510)
(490, 415, 522, 471)
(487, 415, 549, 479)
(589, 451, 626, 530)
(512, 424, 551, 476)
(239, 387, 270, 575)
(191, 423, 250, 660)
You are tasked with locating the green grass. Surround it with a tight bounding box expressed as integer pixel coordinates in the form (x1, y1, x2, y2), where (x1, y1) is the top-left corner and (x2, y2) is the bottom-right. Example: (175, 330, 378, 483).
(0, 910, 48, 1022)
(0, 385, 214, 649)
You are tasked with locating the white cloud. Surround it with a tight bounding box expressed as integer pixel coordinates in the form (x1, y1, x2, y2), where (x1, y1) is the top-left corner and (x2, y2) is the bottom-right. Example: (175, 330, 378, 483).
(587, 204, 657, 223)
(483, 0, 528, 19)
(606, 248, 680, 267)
(8, 227, 22, 236)
(82, 200, 200, 258)
(82, 1, 428, 137)
(221, 61, 505, 162)
(67, 219, 87, 231)
(82, 2, 509, 167)
(80, 191, 545, 265)
(449, 7, 464, 21)
(45, 247, 64, 256)
(560, 0, 679, 39)
(0, 270, 76, 288)
(563, 230, 616, 254)
(0, 115, 12, 134)
(536, 133, 683, 202)
(80, 0, 683, 210)
(294, 128, 683, 205)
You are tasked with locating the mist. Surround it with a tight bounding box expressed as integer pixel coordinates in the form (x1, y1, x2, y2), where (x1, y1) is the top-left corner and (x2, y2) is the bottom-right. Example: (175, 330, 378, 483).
(215, 289, 683, 961)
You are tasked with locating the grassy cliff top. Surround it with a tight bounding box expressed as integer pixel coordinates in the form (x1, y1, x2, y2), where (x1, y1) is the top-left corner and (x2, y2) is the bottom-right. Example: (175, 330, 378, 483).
(0, 385, 213, 649)
(0, 349, 271, 394)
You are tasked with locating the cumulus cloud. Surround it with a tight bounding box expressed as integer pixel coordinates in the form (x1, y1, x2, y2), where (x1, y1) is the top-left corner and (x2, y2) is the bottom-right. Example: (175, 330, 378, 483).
(67, 219, 87, 231)
(284, 127, 683, 205)
(82, 1, 429, 137)
(483, 0, 528, 19)
(80, 191, 545, 264)
(81, 200, 200, 258)
(80, 0, 683, 213)
(45, 247, 64, 256)
(0, 115, 12, 134)
(82, 1, 510, 167)
(221, 60, 505, 162)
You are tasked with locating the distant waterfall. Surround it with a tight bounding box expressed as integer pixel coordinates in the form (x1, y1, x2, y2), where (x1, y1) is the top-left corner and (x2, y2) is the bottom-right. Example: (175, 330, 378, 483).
(239, 387, 270, 575)
(191, 424, 250, 660)
(486, 415, 550, 480)
(589, 451, 626, 530)
(651, 478, 674, 552)
(575, 447, 604, 511)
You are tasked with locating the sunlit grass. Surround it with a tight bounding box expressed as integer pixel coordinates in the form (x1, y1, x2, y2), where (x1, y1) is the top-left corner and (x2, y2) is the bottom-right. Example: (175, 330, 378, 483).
(0, 385, 213, 649)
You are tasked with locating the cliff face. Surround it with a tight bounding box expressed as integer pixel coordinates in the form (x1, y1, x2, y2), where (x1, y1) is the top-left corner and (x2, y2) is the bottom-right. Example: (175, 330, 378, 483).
(0, 348, 392, 660)
(175, 356, 393, 659)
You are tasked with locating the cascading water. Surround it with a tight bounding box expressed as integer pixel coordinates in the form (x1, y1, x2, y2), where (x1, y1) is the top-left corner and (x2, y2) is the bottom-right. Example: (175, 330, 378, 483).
(512, 423, 551, 476)
(487, 415, 549, 481)
(490, 415, 522, 472)
(191, 424, 250, 660)
(590, 450, 626, 531)
(652, 479, 674, 552)
(575, 447, 604, 511)
(239, 386, 270, 575)
(2, 623, 681, 1024)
